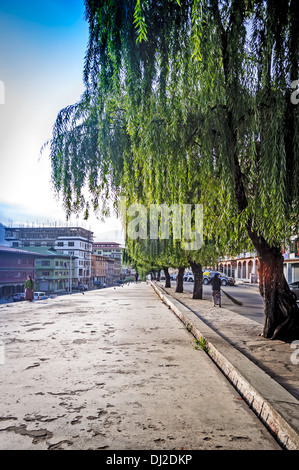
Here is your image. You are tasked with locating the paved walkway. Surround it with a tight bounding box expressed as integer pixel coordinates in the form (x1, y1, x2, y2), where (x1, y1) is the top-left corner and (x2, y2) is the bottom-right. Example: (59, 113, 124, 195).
(152, 281, 299, 450)
(0, 283, 281, 450)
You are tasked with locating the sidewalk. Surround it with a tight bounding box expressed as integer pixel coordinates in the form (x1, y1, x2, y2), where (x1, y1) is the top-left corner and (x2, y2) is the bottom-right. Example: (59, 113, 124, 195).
(0, 283, 281, 450)
(151, 281, 299, 450)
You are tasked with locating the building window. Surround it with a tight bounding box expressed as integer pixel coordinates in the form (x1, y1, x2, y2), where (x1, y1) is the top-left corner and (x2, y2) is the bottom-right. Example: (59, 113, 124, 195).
(42, 260, 50, 266)
(57, 242, 64, 246)
(68, 242, 74, 246)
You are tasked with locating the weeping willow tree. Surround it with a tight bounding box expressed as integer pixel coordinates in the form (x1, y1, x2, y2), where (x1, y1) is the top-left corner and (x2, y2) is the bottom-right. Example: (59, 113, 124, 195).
(49, 0, 299, 340)
(119, 131, 229, 298)
(121, 183, 215, 297)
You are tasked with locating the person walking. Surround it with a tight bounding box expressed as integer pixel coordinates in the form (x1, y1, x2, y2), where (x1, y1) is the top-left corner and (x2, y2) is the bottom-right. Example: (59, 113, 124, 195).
(211, 273, 221, 307)
(24, 275, 34, 302)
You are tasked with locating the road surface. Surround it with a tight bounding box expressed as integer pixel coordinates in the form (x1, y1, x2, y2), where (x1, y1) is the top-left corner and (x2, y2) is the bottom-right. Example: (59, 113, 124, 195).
(174, 282, 264, 325)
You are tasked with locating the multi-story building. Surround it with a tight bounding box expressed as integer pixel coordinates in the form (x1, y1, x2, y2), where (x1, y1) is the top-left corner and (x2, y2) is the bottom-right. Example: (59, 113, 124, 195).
(216, 237, 299, 284)
(24, 247, 75, 292)
(91, 254, 107, 285)
(54, 236, 92, 285)
(4, 226, 93, 286)
(217, 252, 259, 284)
(92, 242, 123, 280)
(105, 256, 115, 286)
(0, 246, 40, 298)
(91, 254, 116, 286)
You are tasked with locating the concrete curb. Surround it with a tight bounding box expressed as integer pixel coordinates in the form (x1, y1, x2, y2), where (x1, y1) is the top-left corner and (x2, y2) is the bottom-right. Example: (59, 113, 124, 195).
(150, 281, 299, 450)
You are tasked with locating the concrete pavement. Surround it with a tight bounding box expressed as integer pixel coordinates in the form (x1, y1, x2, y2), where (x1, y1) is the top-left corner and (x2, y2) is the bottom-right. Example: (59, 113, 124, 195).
(152, 281, 299, 450)
(0, 282, 287, 450)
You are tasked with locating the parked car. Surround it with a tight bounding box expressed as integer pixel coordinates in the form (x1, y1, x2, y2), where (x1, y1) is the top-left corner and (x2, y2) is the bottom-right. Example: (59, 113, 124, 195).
(93, 281, 104, 288)
(203, 271, 211, 285)
(72, 285, 81, 291)
(80, 284, 88, 291)
(170, 274, 177, 280)
(72, 284, 87, 292)
(13, 293, 25, 302)
(203, 271, 235, 286)
(183, 271, 194, 282)
(34, 292, 48, 300)
(289, 281, 299, 300)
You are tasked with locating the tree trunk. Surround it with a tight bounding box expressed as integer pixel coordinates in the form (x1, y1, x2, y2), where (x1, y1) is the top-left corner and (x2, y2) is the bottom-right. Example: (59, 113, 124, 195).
(175, 267, 184, 293)
(218, 5, 299, 341)
(248, 228, 299, 340)
(227, 104, 299, 340)
(157, 269, 161, 281)
(233, 150, 299, 339)
(163, 266, 171, 288)
(190, 261, 203, 299)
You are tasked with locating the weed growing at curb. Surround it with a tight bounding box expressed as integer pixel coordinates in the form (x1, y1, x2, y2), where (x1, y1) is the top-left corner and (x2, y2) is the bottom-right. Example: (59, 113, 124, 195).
(192, 336, 210, 354)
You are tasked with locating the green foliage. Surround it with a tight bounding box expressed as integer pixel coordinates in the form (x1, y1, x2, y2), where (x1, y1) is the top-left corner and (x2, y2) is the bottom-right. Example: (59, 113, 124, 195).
(48, 0, 299, 263)
(192, 336, 210, 353)
(133, 0, 148, 43)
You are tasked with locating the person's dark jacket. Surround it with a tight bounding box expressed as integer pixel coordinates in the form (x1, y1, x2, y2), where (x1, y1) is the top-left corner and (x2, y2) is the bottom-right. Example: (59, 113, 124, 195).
(211, 275, 221, 291)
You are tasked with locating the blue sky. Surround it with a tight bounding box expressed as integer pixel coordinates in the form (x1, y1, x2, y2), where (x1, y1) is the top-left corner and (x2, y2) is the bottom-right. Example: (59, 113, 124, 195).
(0, 1, 123, 242)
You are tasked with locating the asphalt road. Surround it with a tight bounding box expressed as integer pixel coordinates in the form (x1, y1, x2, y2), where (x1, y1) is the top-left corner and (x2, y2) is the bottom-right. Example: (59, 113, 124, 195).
(174, 282, 265, 325)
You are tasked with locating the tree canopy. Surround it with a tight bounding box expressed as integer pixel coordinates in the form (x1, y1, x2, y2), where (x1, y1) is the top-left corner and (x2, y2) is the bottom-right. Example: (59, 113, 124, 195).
(49, 0, 299, 339)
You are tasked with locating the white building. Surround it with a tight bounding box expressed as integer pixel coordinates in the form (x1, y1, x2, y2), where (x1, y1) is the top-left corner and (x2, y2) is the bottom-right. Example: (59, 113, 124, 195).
(4, 226, 94, 285)
(55, 236, 93, 285)
(217, 239, 299, 284)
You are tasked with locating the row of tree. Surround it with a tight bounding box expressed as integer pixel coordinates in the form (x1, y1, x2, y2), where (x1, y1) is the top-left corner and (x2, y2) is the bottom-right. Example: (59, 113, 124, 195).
(48, 0, 299, 340)
(122, 233, 219, 300)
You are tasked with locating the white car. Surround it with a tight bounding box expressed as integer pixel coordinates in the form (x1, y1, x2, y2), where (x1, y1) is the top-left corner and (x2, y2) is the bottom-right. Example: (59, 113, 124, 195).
(183, 271, 194, 282)
(34, 292, 48, 300)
